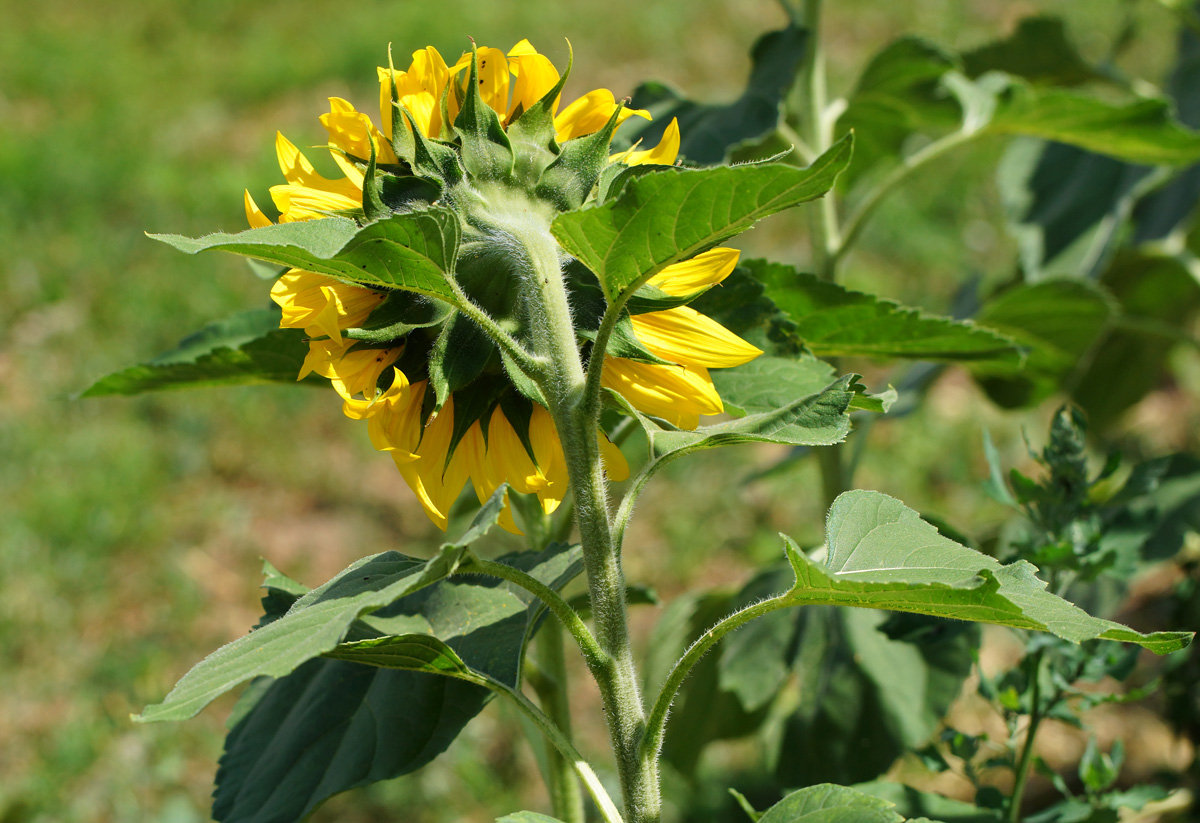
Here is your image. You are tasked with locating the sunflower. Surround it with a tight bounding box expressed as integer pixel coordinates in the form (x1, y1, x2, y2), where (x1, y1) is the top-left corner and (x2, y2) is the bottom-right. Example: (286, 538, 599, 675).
(245, 40, 761, 532)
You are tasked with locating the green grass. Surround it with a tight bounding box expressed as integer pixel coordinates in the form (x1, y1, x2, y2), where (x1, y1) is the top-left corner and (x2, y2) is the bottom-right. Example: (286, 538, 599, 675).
(1, 0, 1194, 820)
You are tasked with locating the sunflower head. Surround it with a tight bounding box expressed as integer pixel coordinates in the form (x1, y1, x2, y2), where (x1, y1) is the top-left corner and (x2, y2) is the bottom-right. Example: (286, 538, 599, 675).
(248, 40, 758, 532)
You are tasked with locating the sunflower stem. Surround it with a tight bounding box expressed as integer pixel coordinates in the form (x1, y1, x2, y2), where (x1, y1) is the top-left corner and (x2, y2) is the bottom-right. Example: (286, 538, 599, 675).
(516, 219, 660, 823)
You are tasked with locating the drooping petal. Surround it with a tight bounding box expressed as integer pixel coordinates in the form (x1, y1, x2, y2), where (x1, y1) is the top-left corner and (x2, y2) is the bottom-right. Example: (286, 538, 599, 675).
(410, 396, 473, 530)
(554, 90, 650, 142)
(601, 358, 724, 430)
(270, 271, 385, 340)
(487, 409, 548, 495)
(630, 306, 762, 369)
(460, 419, 521, 535)
(528, 405, 568, 513)
(244, 190, 273, 228)
(622, 117, 680, 166)
(507, 40, 560, 121)
(647, 247, 741, 296)
(598, 431, 629, 482)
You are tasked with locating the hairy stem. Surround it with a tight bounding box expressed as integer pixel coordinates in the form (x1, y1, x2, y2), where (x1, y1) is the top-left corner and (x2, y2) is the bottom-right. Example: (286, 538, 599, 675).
(518, 220, 659, 823)
(532, 619, 586, 823)
(640, 595, 791, 765)
(1008, 648, 1046, 823)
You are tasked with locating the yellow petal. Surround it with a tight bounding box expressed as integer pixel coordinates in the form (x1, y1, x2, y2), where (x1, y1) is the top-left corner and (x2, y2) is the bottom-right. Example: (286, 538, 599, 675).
(270, 271, 384, 337)
(647, 248, 741, 296)
(412, 396, 473, 528)
(598, 431, 629, 482)
(622, 117, 680, 166)
(271, 132, 363, 221)
(342, 368, 410, 420)
(367, 376, 424, 458)
(452, 47, 510, 118)
(528, 405, 568, 513)
(630, 306, 762, 368)
(327, 345, 403, 400)
(378, 46, 451, 139)
(600, 358, 724, 429)
(507, 42, 560, 121)
(487, 409, 549, 495)
(460, 420, 522, 535)
(244, 190, 273, 229)
(320, 97, 398, 164)
(554, 90, 651, 142)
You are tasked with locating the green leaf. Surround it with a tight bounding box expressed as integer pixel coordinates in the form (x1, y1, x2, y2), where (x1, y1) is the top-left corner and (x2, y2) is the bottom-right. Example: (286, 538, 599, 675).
(427, 310, 498, 411)
(622, 21, 807, 164)
(784, 490, 1192, 654)
(81, 309, 312, 396)
(756, 784, 904, 823)
(851, 781, 1003, 823)
(137, 490, 508, 723)
(496, 813, 566, 823)
(211, 532, 584, 823)
(1103, 453, 1200, 563)
(996, 138, 1146, 276)
(710, 355, 894, 416)
(551, 135, 852, 303)
(150, 207, 463, 303)
(773, 608, 978, 788)
(1072, 251, 1200, 428)
(686, 264, 803, 356)
(837, 37, 961, 187)
(750, 259, 1021, 362)
(986, 80, 1200, 165)
(962, 16, 1099, 86)
(970, 280, 1116, 408)
(608, 373, 856, 463)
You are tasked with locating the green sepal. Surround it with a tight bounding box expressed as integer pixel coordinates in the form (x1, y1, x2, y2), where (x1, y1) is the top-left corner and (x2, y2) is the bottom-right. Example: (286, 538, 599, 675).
(535, 104, 625, 211)
(344, 290, 455, 343)
(564, 258, 706, 318)
(361, 132, 390, 221)
(597, 162, 679, 204)
(506, 42, 572, 187)
(454, 45, 516, 182)
(577, 315, 674, 366)
(446, 373, 509, 463)
(401, 107, 465, 187)
(427, 310, 498, 412)
(386, 46, 417, 165)
(498, 390, 540, 466)
(378, 173, 443, 213)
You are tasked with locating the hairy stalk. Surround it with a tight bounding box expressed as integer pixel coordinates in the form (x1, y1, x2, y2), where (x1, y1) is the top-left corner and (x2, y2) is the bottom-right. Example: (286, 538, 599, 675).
(640, 594, 791, 765)
(800, 0, 840, 283)
(532, 619, 586, 823)
(1008, 648, 1046, 823)
(515, 218, 660, 823)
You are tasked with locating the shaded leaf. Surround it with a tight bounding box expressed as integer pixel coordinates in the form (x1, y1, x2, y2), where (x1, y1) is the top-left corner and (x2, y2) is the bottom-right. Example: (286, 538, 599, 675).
(852, 781, 1003, 823)
(962, 16, 1099, 86)
(750, 259, 1021, 362)
(711, 355, 894, 417)
(82, 309, 311, 396)
(622, 21, 808, 164)
(970, 280, 1116, 408)
(552, 136, 852, 302)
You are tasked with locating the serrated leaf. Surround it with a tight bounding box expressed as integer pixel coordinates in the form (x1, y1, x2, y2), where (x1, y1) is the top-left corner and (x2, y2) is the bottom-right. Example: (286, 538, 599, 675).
(137, 489, 508, 723)
(710, 355, 893, 416)
(552, 136, 852, 303)
(962, 16, 1099, 86)
(784, 490, 1191, 654)
(621, 21, 807, 164)
(757, 784, 903, 823)
(608, 374, 856, 464)
(212, 534, 584, 823)
(970, 279, 1116, 408)
(750, 259, 1021, 362)
(82, 309, 312, 396)
(150, 208, 463, 303)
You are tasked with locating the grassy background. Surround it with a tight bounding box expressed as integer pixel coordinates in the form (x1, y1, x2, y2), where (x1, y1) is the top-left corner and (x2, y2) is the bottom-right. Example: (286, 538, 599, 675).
(1, 1, 1195, 821)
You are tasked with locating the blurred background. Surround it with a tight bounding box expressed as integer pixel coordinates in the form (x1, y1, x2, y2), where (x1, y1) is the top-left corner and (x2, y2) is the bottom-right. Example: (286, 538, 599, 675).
(2, 1, 1196, 821)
